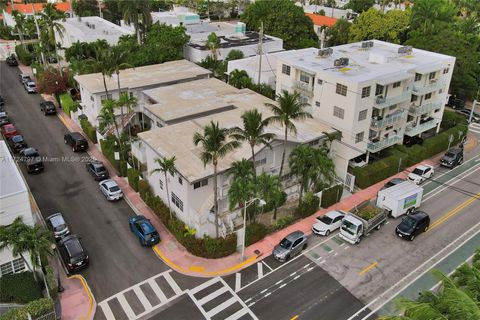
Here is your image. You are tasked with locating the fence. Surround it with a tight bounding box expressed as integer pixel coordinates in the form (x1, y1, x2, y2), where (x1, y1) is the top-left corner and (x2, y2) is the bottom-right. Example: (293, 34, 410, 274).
(335, 169, 355, 193)
(30, 310, 56, 320)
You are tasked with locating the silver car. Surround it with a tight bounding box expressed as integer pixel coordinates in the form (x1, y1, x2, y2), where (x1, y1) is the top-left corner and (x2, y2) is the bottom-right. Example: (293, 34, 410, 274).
(99, 179, 123, 201)
(273, 231, 308, 262)
(24, 81, 37, 93)
(46, 212, 70, 240)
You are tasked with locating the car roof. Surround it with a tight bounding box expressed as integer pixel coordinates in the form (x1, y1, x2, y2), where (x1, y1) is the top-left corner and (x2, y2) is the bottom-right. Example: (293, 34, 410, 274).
(48, 213, 66, 227)
(92, 162, 105, 168)
(410, 211, 429, 220)
(447, 148, 462, 154)
(285, 231, 304, 241)
(70, 132, 85, 139)
(415, 164, 431, 170)
(64, 238, 84, 256)
(139, 221, 156, 234)
(102, 179, 117, 187)
(11, 135, 24, 141)
(324, 210, 344, 219)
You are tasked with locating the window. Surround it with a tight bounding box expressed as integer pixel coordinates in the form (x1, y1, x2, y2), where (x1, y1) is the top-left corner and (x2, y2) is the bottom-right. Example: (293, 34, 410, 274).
(193, 179, 208, 189)
(429, 72, 436, 80)
(336, 83, 347, 96)
(361, 86, 371, 98)
(414, 73, 422, 82)
(355, 132, 364, 144)
(315, 101, 321, 107)
(0, 261, 13, 276)
(375, 84, 384, 96)
(443, 68, 449, 74)
(282, 64, 291, 75)
(178, 176, 183, 185)
(425, 93, 432, 100)
(411, 95, 418, 102)
(90, 96, 94, 102)
(333, 106, 344, 119)
(12, 258, 25, 273)
(0, 258, 25, 276)
(358, 109, 367, 121)
(393, 81, 401, 88)
(130, 92, 134, 98)
(254, 157, 267, 166)
(100, 94, 112, 101)
(159, 179, 163, 190)
(171, 193, 183, 211)
(317, 79, 323, 85)
(299, 72, 310, 83)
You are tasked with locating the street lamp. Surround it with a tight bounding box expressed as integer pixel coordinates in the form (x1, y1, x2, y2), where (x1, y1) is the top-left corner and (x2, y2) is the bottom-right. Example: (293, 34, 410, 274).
(241, 198, 266, 261)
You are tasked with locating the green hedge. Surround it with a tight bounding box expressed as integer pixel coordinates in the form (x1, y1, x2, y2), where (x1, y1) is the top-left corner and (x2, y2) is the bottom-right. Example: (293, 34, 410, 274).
(321, 185, 343, 208)
(245, 222, 269, 246)
(100, 136, 127, 177)
(15, 45, 34, 66)
(270, 216, 296, 231)
(80, 118, 97, 144)
(127, 168, 141, 191)
(0, 298, 54, 320)
(58, 93, 78, 116)
(296, 192, 320, 218)
(0, 272, 42, 304)
(44, 266, 58, 301)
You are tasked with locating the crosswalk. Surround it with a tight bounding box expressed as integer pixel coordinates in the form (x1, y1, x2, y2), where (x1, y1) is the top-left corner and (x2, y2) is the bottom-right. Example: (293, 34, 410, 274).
(469, 123, 480, 134)
(189, 277, 258, 320)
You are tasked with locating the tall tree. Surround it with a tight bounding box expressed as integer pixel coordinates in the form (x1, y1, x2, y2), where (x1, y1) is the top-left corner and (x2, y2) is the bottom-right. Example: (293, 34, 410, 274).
(0, 217, 34, 277)
(39, 3, 66, 61)
(206, 32, 220, 61)
(109, 46, 132, 129)
(410, 0, 456, 35)
(119, 0, 152, 44)
(255, 172, 284, 216)
(325, 18, 351, 47)
(227, 159, 256, 213)
(85, 46, 114, 97)
(12, 10, 26, 49)
(72, 0, 100, 17)
(150, 156, 177, 216)
(21, 225, 54, 278)
(193, 121, 240, 237)
(344, 0, 375, 13)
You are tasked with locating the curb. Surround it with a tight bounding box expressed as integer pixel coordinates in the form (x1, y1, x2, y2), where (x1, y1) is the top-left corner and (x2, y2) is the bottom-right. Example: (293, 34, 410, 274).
(67, 275, 96, 320)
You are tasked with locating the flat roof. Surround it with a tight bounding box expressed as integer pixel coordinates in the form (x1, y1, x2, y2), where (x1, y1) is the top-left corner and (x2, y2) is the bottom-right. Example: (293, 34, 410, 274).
(139, 79, 335, 182)
(74, 60, 211, 94)
(188, 31, 280, 50)
(0, 141, 27, 199)
(59, 16, 132, 44)
(277, 40, 455, 83)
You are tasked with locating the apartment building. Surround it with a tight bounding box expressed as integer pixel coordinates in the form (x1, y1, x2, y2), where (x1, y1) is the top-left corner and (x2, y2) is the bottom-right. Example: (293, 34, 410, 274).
(2, 2, 72, 28)
(0, 141, 34, 277)
(133, 78, 335, 238)
(275, 40, 455, 174)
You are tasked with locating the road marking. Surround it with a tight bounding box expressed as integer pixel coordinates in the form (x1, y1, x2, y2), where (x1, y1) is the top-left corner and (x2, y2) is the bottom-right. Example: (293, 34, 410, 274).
(133, 286, 152, 311)
(359, 262, 378, 276)
(235, 273, 241, 292)
(260, 288, 268, 294)
(198, 286, 229, 305)
(148, 279, 168, 303)
(257, 262, 264, 279)
(99, 301, 115, 320)
(293, 275, 301, 280)
(280, 283, 287, 288)
(290, 271, 297, 276)
(275, 280, 283, 285)
(225, 308, 249, 320)
(264, 292, 271, 298)
(262, 260, 273, 271)
(163, 271, 182, 295)
(428, 191, 480, 231)
(291, 315, 299, 320)
(117, 294, 136, 319)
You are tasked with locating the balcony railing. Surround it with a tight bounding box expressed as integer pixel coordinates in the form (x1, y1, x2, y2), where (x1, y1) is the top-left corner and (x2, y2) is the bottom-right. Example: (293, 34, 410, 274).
(293, 80, 314, 96)
(405, 119, 439, 136)
(374, 91, 411, 109)
(371, 110, 407, 129)
(367, 134, 403, 153)
(413, 80, 446, 95)
(409, 101, 442, 116)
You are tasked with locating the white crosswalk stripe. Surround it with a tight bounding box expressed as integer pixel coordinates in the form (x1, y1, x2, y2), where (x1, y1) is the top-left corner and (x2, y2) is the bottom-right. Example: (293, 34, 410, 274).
(469, 123, 480, 134)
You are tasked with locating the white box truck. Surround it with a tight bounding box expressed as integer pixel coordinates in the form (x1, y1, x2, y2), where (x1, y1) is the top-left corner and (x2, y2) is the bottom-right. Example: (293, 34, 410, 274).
(376, 181, 423, 218)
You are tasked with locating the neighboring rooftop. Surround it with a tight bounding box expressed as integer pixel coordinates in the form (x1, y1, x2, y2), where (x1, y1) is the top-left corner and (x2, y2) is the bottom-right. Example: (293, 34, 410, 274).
(188, 31, 280, 51)
(0, 141, 27, 199)
(4, 2, 71, 14)
(305, 13, 338, 27)
(139, 78, 335, 182)
(74, 60, 211, 94)
(278, 40, 455, 83)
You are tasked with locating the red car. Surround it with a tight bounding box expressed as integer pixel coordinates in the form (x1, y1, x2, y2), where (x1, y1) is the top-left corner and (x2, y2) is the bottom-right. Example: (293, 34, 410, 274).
(1, 124, 18, 139)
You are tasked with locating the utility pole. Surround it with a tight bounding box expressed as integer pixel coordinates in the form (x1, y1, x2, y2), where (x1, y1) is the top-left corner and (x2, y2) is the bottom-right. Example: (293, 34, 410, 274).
(31, 3, 46, 66)
(257, 21, 263, 85)
(98, 0, 103, 19)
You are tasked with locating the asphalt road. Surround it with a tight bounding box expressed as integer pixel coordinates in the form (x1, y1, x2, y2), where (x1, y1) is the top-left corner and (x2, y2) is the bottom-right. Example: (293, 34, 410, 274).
(0, 62, 169, 301)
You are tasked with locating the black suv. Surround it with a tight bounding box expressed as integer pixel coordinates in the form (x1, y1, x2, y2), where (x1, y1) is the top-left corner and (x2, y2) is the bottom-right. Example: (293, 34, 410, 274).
(448, 96, 465, 110)
(403, 136, 424, 147)
(395, 211, 430, 241)
(64, 132, 88, 152)
(86, 160, 109, 181)
(6, 54, 18, 66)
(8, 134, 27, 153)
(19, 147, 44, 173)
(40, 101, 57, 115)
(58, 235, 89, 274)
(440, 148, 463, 168)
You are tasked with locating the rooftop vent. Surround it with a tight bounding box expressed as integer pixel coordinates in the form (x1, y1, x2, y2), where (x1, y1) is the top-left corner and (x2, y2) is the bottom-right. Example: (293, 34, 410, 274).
(334, 57, 349, 67)
(361, 41, 374, 49)
(398, 45, 412, 55)
(85, 22, 96, 29)
(318, 48, 333, 58)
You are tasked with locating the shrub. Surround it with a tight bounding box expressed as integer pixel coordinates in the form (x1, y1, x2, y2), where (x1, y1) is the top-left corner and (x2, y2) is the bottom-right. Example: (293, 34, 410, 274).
(138, 179, 152, 200)
(58, 93, 78, 116)
(36, 68, 69, 95)
(271, 216, 296, 232)
(80, 118, 97, 144)
(15, 45, 34, 65)
(0, 298, 54, 320)
(321, 184, 343, 208)
(44, 266, 58, 301)
(127, 168, 140, 191)
(0, 272, 42, 303)
(100, 136, 128, 176)
(245, 222, 269, 246)
(296, 192, 320, 218)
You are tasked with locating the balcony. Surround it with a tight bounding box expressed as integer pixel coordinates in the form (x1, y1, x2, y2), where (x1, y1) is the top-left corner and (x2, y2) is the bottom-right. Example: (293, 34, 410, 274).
(409, 101, 442, 116)
(405, 118, 439, 136)
(371, 110, 407, 129)
(413, 79, 446, 95)
(367, 134, 403, 153)
(293, 80, 314, 96)
(374, 91, 411, 109)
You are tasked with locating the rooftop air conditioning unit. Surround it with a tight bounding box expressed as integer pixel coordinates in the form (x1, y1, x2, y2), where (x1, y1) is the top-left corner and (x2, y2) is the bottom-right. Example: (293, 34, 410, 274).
(398, 45, 412, 55)
(361, 41, 373, 49)
(318, 48, 333, 57)
(334, 57, 349, 67)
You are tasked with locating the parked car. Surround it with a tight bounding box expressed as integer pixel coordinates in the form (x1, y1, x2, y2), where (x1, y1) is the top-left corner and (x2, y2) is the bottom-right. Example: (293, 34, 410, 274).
(58, 235, 89, 274)
(19, 73, 31, 84)
(64, 132, 88, 152)
(6, 54, 18, 66)
(381, 178, 406, 190)
(1, 123, 18, 139)
(407, 164, 434, 184)
(129, 215, 160, 246)
(0, 112, 10, 126)
(447, 96, 465, 110)
(456, 109, 480, 123)
(99, 179, 123, 201)
(8, 134, 27, 153)
(395, 211, 430, 241)
(0, 95, 4, 107)
(86, 160, 109, 181)
(273, 231, 308, 262)
(312, 210, 345, 236)
(349, 155, 367, 168)
(403, 136, 424, 147)
(440, 148, 463, 169)
(46, 212, 70, 240)
(19, 147, 44, 173)
(24, 81, 37, 94)
(40, 101, 57, 115)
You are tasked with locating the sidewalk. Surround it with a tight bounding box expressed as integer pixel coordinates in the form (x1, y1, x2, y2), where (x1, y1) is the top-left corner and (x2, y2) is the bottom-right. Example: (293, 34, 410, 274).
(59, 275, 96, 320)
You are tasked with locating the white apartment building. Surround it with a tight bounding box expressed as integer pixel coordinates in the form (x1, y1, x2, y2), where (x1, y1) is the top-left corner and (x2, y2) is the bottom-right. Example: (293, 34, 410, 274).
(275, 40, 455, 174)
(0, 141, 34, 277)
(73, 60, 211, 129)
(133, 78, 335, 238)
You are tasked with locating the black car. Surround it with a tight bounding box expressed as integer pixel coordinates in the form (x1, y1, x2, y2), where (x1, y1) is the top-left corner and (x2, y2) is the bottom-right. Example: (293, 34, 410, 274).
(40, 101, 57, 115)
(64, 132, 88, 152)
(8, 134, 27, 153)
(0, 112, 9, 126)
(86, 160, 109, 181)
(381, 178, 405, 190)
(0, 95, 4, 107)
(19, 147, 44, 173)
(457, 109, 480, 123)
(58, 235, 89, 274)
(395, 211, 430, 241)
(403, 136, 424, 147)
(6, 54, 18, 66)
(447, 96, 465, 110)
(440, 148, 463, 168)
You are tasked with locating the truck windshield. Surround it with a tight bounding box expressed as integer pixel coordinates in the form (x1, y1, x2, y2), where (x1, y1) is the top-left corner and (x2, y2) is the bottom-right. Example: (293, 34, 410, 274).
(341, 220, 357, 235)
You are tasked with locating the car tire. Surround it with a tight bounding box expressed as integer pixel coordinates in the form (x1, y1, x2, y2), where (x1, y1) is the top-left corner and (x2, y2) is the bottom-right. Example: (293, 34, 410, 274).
(325, 230, 330, 236)
(64, 139, 67, 144)
(302, 243, 307, 250)
(410, 235, 415, 241)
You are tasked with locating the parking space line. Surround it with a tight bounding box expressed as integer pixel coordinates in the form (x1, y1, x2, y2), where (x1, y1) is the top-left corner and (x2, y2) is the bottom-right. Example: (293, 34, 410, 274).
(359, 262, 378, 276)
(257, 262, 264, 279)
(262, 260, 273, 272)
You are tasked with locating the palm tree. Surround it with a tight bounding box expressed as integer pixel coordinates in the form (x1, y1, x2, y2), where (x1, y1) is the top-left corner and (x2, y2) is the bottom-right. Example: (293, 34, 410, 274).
(21, 225, 54, 278)
(227, 159, 255, 213)
(0, 217, 34, 276)
(12, 10, 26, 49)
(98, 99, 120, 137)
(230, 109, 274, 178)
(118, 92, 137, 140)
(39, 3, 66, 62)
(228, 69, 253, 89)
(256, 172, 283, 216)
(120, 0, 152, 44)
(110, 46, 132, 128)
(206, 32, 220, 60)
(193, 121, 240, 237)
(150, 156, 177, 217)
(85, 47, 113, 97)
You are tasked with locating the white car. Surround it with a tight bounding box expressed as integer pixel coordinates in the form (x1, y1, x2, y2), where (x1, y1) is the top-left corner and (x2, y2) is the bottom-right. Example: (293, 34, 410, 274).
(99, 179, 123, 201)
(407, 164, 434, 184)
(312, 210, 346, 236)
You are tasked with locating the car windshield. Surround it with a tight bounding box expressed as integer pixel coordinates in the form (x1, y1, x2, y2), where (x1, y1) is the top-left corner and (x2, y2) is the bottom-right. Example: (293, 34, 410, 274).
(54, 224, 67, 232)
(27, 83, 35, 88)
(402, 217, 417, 229)
(341, 220, 357, 235)
(26, 151, 39, 157)
(109, 186, 120, 192)
(445, 152, 455, 158)
(96, 166, 106, 172)
(144, 232, 158, 241)
(317, 216, 333, 225)
(12, 135, 23, 143)
(279, 238, 292, 249)
(412, 168, 424, 175)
